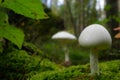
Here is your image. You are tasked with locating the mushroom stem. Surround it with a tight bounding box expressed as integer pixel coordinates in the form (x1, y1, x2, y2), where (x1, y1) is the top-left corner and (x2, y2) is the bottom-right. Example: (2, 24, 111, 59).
(63, 46, 70, 62)
(90, 48, 99, 76)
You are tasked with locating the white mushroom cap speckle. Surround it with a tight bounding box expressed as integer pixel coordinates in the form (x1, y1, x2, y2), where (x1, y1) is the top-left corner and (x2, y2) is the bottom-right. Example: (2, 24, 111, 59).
(78, 24, 112, 50)
(52, 31, 76, 40)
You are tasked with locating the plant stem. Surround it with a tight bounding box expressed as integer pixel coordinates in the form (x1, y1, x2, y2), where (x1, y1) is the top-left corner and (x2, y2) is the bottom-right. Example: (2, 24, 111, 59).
(90, 49, 99, 76)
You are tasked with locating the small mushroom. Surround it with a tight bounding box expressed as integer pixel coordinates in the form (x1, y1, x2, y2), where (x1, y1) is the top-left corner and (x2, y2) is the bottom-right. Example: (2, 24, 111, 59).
(52, 31, 76, 66)
(78, 24, 112, 76)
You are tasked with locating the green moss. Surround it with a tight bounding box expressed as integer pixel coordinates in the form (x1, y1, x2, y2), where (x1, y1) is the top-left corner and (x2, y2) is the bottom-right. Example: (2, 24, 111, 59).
(0, 49, 60, 80)
(30, 60, 120, 80)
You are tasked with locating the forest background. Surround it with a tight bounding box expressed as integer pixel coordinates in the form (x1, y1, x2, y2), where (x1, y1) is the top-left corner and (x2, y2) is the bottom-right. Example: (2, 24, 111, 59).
(0, 0, 120, 80)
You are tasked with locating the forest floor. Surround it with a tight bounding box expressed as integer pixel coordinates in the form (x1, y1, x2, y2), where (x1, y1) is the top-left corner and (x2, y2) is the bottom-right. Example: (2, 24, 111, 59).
(30, 59, 120, 80)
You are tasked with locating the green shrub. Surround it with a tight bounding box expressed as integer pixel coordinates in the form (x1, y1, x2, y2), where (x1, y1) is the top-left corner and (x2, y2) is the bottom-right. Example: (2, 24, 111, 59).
(41, 41, 89, 65)
(0, 49, 60, 80)
(0, 50, 40, 80)
(69, 46, 89, 65)
(41, 41, 65, 63)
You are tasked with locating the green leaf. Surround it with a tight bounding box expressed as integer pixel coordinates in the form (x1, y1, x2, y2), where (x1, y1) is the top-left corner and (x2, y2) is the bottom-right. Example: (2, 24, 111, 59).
(0, 11, 8, 25)
(1, 0, 48, 19)
(0, 25, 24, 49)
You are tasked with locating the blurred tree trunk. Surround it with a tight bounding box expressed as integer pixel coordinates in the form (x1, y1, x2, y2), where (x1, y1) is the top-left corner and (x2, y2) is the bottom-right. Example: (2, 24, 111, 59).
(64, 0, 77, 36)
(74, 0, 97, 37)
(51, 0, 58, 14)
(42, 0, 99, 38)
(106, 0, 119, 49)
(64, 0, 89, 37)
(118, 0, 120, 26)
(106, 0, 119, 38)
(74, 0, 84, 37)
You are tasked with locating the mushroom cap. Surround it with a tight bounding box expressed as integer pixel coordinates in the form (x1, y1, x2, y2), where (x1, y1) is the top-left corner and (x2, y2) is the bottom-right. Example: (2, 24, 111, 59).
(52, 31, 76, 44)
(78, 24, 112, 50)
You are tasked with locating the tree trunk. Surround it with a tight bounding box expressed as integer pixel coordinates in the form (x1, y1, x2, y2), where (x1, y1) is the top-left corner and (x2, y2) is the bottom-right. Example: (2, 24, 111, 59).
(106, 0, 119, 38)
(74, 0, 84, 37)
(64, 0, 77, 37)
(106, 0, 119, 49)
(118, 0, 120, 26)
(51, 0, 58, 14)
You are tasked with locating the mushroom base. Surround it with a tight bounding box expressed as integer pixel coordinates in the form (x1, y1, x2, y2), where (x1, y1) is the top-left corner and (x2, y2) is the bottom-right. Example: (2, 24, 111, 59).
(63, 61, 71, 67)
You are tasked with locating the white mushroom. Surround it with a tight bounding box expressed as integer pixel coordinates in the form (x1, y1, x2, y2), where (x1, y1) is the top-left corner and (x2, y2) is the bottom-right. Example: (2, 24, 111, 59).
(78, 24, 112, 76)
(52, 31, 76, 66)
